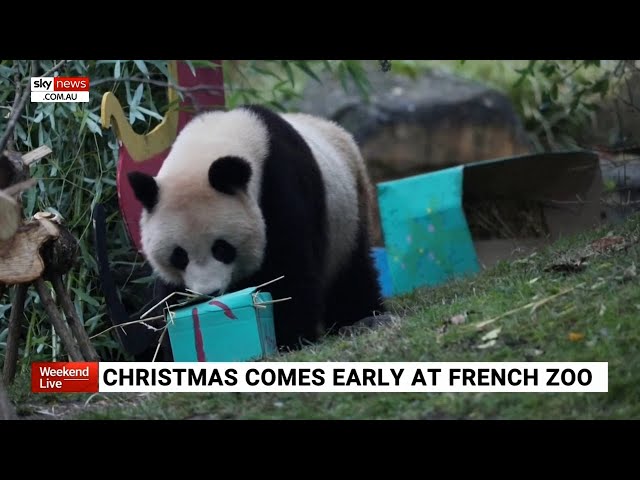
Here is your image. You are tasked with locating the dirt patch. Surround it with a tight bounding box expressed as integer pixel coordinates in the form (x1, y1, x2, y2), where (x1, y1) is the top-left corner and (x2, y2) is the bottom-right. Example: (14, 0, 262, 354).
(544, 232, 639, 274)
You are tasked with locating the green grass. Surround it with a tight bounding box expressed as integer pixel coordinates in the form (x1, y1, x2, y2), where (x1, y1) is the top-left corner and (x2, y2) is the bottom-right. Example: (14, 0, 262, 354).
(9, 214, 640, 420)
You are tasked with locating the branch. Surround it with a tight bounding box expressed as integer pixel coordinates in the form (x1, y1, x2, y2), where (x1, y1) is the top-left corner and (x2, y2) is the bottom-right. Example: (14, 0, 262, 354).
(41, 60, 68, 78)
(90, 76, 225, 94)
(617, 95, 640, 115)
(92, 75, 225, 115)
(0, 60, 39, 155)
(614, 60, 635, 77)
(559, 61, 587, 83)
(5, 63, 22, 152)
(10, 62, 22, 114)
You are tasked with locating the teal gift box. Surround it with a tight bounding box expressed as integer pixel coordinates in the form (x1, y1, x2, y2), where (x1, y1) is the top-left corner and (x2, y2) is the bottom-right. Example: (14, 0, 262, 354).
(166, 286, 277, 362)
(370, 247, 393, 298)
(376, 151, 603, 297)
(377, 164, 476, 296)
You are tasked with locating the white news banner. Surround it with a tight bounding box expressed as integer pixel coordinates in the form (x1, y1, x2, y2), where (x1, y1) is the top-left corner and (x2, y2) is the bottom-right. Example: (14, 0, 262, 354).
(96, 362, 609, 393)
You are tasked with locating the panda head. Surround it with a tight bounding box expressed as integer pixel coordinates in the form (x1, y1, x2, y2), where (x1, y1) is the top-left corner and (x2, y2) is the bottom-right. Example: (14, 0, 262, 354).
(127, 155, 266, 296)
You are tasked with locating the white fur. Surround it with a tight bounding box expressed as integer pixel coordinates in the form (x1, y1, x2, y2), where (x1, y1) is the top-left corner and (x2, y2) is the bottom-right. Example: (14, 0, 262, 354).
(156, 109, 269, 201)
(140, 185, 266, 295)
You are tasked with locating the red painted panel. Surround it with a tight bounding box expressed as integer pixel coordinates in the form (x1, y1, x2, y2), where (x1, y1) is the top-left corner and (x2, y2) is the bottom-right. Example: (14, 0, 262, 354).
(114, 60, 226, 251)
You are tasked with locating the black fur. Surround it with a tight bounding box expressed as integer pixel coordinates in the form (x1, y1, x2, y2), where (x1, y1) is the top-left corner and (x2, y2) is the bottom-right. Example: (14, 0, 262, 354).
(231, 105, 384, 350)
(324, 219, 384, 334)
(93, 203, 176, 361)
(212, 239, 236, 264)
(170, 246, 189, 271)
(209, 156, 252, 194)
(128, 171, 159, 212)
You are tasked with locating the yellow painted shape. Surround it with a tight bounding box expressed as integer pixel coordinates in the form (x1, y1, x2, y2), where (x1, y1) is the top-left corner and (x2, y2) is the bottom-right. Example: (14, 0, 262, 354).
(100, 61, 180, 163)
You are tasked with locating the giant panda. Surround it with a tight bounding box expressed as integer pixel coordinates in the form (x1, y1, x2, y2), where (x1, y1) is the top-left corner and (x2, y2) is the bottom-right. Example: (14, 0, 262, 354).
(127, 104, 384, 350)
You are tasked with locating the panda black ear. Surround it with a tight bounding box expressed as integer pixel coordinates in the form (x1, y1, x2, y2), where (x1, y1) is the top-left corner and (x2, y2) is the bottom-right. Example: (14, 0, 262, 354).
(128, 171, 159, 212)
(208, 156, 252, 195)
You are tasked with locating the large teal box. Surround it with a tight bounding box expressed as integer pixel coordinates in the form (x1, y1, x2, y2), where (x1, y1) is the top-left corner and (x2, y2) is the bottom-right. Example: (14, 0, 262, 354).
(166, 286, 277, 362)
(376, 151, 603, 296)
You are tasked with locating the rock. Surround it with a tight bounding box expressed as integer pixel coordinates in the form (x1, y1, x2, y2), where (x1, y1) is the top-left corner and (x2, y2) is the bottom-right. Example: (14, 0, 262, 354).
(292, 65, 534, 183)
(600, 155, 640, 191)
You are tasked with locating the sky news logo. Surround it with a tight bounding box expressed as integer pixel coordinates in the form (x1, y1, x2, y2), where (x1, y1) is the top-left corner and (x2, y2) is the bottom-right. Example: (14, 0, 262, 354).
(30, 76, 90, 103)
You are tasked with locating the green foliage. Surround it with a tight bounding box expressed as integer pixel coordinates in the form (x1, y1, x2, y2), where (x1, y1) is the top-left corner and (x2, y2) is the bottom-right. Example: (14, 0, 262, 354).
(388, 60, 627, 151)
(0, 60, 168, 367)
(222, 60, 373, 110)
(508, 60, 620, 150)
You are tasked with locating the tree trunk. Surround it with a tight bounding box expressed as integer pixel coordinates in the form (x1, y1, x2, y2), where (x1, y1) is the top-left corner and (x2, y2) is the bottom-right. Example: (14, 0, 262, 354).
(0, 377, 16, 420)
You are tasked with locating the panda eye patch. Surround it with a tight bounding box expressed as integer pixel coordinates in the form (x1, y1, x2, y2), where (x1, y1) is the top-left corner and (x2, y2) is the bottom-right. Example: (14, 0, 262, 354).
(170, 246, 189, 271)
(212, 239, 236, 264)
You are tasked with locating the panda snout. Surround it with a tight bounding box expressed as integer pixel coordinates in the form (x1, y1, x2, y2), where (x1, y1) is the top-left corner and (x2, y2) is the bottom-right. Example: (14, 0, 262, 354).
(209, 289, 222, 297)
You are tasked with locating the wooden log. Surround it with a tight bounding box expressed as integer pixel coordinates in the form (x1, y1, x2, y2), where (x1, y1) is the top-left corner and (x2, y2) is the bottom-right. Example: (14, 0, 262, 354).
(40, 220, 97, 360)
(2, 284, 28, 384)
(3, 178, 37, 198)
(41, 221, 79, 278)
(0, 190, 19, 242)
(34, 278, 84, 362)
(22, 145, 52, 167)
(0, 219, 59, 284)
(0, 377, 16, 420)
(0, 150, 28, 190)
(50, 275, 99, 361)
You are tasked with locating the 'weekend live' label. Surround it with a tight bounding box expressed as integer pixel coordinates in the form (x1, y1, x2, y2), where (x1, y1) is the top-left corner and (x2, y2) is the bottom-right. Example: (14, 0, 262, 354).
(31, 362, 99, 393)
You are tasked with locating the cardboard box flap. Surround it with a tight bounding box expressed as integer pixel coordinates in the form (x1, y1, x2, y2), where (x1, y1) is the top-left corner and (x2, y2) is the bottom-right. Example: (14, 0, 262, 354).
(171, 286, 269, 324)
(462, 150, 601, 199)
(377, 165, 480, 295)
(463, 150, 603, 240)
(168, 286, 262, 313)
